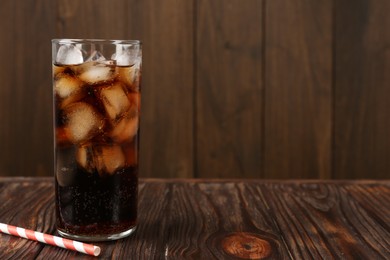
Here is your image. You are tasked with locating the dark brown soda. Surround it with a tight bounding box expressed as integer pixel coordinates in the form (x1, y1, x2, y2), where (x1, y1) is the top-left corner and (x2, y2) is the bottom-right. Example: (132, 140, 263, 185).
(54, 62, 140, 237)
(55, 165, 138, 236)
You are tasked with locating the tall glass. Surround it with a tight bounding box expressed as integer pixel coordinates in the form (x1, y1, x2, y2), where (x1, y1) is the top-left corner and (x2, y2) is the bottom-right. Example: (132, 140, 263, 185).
(52, 39, 141, 241)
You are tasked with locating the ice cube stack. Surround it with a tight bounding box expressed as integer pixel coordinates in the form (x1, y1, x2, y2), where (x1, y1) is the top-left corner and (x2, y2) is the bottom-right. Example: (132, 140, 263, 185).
(54, 45, 141, 178)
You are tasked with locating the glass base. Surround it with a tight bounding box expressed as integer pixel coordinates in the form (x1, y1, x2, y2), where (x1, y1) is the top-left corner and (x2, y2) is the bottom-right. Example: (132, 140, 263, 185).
(57, 226, 137, 242)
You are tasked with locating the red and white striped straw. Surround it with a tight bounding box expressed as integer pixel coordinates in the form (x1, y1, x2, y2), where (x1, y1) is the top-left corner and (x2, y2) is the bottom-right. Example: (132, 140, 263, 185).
(0, 223, 100, 256)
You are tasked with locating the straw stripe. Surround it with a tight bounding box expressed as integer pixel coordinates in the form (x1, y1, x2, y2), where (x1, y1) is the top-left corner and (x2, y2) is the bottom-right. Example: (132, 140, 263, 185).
(45, 234, 55, 246)
(54, 236, 65, 248)
(84, 243, 98, 255)
(35, 232, 46, 243)
(74, 241, 87, 254)
(25, 229, 36, 240)
(0, 223, 8, 234)
(16, 227, 27, 238)
(7, 225, 18, 236)
(63, 238, 77, 251)
(0, 223, 100, 256)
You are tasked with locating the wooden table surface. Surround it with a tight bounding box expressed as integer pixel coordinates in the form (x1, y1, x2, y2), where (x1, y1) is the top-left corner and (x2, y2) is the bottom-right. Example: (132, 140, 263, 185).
(0, 178, 389, 259)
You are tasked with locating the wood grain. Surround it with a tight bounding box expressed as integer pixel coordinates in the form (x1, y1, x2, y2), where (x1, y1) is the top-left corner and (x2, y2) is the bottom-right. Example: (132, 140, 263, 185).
(0, 0, 56, 177)
(127, 0, 195, 178)
(196, 0, 263, 178)
(1, 1, 390, 179)
(334, 0, 390, 179)
(264, 0, 333, 179)
(262, 182, 390, 259)
(1, 178, 388, 259)
(56, 0, 128, 39)
(0, 0, 14, 176)
(0, 179, 55, 259)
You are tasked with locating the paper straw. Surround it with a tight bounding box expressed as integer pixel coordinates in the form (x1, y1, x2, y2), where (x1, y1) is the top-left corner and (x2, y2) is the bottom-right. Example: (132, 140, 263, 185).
(0, 223, 100, 256)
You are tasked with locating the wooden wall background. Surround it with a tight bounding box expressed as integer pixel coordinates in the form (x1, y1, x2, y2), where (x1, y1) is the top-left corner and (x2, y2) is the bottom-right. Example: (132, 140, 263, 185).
(0, 0, 389, 179)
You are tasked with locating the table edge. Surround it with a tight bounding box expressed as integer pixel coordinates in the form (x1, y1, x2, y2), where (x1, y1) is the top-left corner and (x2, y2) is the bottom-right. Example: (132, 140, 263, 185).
(0, 177, 388, 184)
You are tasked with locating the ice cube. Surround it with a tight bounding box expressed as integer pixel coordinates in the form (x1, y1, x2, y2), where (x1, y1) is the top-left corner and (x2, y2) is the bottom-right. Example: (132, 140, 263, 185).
(64, 102, 104, 144)
(85, 50, 106, 62)
(112, 45, 141, 66)
(76, 144, 95, 173)
(76, 144, 125, 175)
(56, 147, 77, 186)
(128, 92, 141, 113)
(53, 65, 66, 77)
(55, 74, 85, 108)
(100, 82, 131, 120)
(79, 61, 116, 84)
(117, 66, 140, 92)
(110, 115, 138, 143)
(56, 44, 84, 65)
(94, 145, 125, 175)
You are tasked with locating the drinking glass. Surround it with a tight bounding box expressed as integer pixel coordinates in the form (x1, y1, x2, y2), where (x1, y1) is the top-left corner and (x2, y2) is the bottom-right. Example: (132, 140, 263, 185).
(52, 39, 141, 241)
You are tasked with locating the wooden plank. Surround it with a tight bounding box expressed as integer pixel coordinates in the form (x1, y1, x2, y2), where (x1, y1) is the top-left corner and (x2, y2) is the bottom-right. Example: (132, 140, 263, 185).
(196, 0, 263, 178)
(0, 180, 54, 259)
(264, 0, 333, 178)
(56, 0, 128, 39)
(262, 182, 390, 259)
(152, 182, 289, 258)
(17, 180, 290, 258)
(127, 0, 194, 178)
(0, 0, 57, 177)
(0, 0, 14, 176)
(334, 0, 390, 179)
(0, 179, 389, 258)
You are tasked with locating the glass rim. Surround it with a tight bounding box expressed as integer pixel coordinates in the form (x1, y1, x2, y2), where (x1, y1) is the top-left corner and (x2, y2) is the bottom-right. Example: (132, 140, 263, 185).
(52, 39, 141, 45)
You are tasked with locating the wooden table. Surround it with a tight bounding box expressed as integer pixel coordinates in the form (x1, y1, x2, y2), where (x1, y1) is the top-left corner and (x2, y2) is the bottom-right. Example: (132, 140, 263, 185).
(0, 178, 388, 259)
